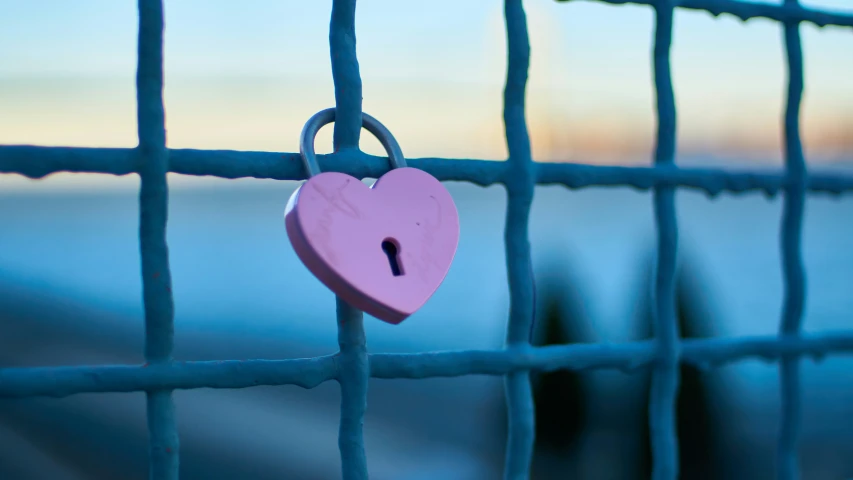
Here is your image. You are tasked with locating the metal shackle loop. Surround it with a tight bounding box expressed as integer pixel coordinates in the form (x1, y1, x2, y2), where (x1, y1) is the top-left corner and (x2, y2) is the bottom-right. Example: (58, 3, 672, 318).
(299, 108, 408, 177)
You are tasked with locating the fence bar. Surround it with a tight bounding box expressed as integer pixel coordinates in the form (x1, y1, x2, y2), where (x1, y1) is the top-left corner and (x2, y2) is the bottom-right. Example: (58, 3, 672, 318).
(502, 1, 537, 478)
(0, 0, 850, 478)
(558, 0, 853, 29)
(778, 2, 808, 478)
(2, 333, 853, 399)
(649, 1, 681, 479)
(2, 145, 853, 196)
(0, 356, 338, 398)
(136, 0, 179, 479)
(329, 1, 370, 478)
(336, 298, 369, 480)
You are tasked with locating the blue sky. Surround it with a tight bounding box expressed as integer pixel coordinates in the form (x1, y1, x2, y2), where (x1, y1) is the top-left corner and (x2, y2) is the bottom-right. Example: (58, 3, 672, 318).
(1, 0, 851, 192)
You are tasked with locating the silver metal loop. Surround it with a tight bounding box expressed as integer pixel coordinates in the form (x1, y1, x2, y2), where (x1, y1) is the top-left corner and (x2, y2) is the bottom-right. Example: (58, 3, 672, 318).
(299, 108, 407, 177)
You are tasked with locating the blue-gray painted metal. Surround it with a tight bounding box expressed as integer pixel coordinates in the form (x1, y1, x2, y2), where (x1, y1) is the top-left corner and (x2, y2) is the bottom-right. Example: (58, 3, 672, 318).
(649, 2, 680, 479)
(1, 332, 852, 399)
(329, 1, 370, 479)
(1, 0, 852, 478)
(778, 2, 807, 478)
(136, 1, 179, 479)
(560, 0, 853, 28)
(502, 1, 536, 479)
(299, 108, 407, 178)
(3, 146, 853, 196)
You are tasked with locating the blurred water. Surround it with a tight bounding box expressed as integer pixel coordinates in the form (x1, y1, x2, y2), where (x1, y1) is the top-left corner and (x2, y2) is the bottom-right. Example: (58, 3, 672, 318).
(0, 174, 851, 425)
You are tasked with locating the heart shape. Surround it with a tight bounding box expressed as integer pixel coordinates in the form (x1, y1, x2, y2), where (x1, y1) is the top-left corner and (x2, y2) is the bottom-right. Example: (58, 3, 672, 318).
(284, 167, 460, 324)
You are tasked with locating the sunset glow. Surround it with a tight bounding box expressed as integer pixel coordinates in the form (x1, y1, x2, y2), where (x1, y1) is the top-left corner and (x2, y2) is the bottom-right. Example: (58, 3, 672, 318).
(1, 0, 851, 191)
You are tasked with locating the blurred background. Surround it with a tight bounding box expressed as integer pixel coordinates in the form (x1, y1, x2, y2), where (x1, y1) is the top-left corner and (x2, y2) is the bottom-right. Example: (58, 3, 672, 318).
(1, 0, 852, 478)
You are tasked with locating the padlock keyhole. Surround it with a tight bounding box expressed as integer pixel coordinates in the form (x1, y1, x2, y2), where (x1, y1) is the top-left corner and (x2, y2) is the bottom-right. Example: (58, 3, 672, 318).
(381, 239, 404, 277)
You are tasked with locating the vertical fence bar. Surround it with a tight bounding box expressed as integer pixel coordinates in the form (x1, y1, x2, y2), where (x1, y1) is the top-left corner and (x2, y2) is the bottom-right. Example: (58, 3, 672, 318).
(649, 1, 680, 479)
(330, 0, 363, 154)
(137, 0, 179, 479)
(336, 297, 369, 480)
(502, 1, 536, 478)
(778, 1, 807, 478)
(329, 1, 369, 479)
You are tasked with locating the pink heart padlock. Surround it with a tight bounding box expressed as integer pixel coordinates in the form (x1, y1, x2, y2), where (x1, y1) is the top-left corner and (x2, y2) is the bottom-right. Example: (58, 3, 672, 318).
(284, 109, 460, 324)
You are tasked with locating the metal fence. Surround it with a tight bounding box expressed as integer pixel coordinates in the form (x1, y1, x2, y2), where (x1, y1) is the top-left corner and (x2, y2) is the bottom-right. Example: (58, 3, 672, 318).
(1, 0, 853, 479)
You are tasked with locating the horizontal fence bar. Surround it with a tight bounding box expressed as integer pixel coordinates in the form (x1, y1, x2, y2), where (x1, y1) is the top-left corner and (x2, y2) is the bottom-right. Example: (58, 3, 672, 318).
(1, 331, 851, 399)
(560, 0, 853, 29)
(1, 146, 852, 196)
(0, 355, 339, 398)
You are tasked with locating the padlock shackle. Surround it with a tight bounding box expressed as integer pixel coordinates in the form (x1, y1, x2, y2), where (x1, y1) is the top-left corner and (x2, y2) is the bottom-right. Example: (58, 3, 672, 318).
(299, 108, 407, 177)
